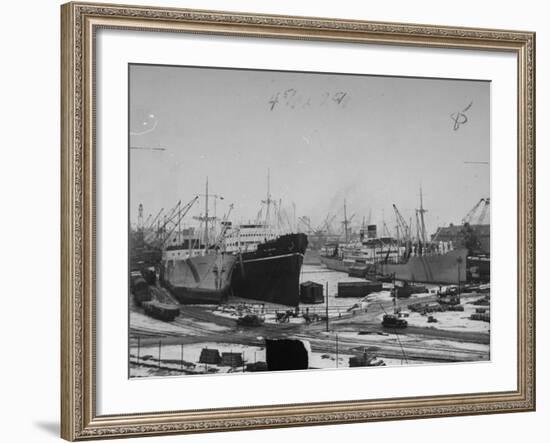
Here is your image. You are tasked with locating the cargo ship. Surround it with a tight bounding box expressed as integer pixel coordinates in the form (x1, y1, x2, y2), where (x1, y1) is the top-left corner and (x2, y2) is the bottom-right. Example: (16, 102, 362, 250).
(160, 174, 308, 306)
(384, 247, 467, 284)
(222, 171, 309, 306)
(160, 242, 237, 304)
(321, 242, 467, 284)
(224, 224, 308, 306)
(320, 194, 487, 285)
(320, 233, 402, 275)
(158, 183, 237, 304)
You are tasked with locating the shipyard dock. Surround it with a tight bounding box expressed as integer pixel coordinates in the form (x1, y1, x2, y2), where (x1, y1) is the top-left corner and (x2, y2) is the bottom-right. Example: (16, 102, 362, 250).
(129, 264, 490, 377)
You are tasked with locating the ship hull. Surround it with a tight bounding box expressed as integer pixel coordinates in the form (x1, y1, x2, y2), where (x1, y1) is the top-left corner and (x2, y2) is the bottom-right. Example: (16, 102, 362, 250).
(384, 248, 468, 284)
(320, 255, 350, 273)
(303, 248, 321, 265)
(160, 253, 236, 304)
(231, 233, 308, 307)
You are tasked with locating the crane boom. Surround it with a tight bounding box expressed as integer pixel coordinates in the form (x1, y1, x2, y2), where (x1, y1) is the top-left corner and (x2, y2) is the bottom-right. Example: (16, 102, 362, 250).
(212, 204, 234, 248)
(462, 198, 485, 224)
(298, 216, 314, 233)
(393, 204, 410, 242)
(477, 198, 490, 225)
(146, 207, 164, 231)
(162, 196, 199, 247)
(324, 214, 337, 234)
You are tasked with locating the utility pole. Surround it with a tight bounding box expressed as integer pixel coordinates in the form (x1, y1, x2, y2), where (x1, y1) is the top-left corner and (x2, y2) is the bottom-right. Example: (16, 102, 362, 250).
(457, 256, 463, 296)
(205, 178, 209, 246)
(326, 281, 329, 332)
(158, 340, 162, 370)
(336, 333, 339, 368)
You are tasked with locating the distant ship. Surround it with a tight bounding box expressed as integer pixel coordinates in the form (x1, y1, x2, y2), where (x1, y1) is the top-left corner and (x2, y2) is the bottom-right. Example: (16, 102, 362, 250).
(319, 194, 487, 285)
(384, 247, 468, 284)
(321, 241, 468, 284)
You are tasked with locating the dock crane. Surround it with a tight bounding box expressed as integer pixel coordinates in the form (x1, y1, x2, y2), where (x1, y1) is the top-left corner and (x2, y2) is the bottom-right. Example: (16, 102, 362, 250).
(476, 198, 490, 225)
(145, 207, 164, 232)
(323, 213, 337, 235)
(161, 196, 199, 247)
(393, 204, 411, 243)
(298, 216, 314, 234)
(462, 198, 490, 225)
(212, 204, 235, 248)
(142, 213, 151, 226)
(298, 214, 336, 237)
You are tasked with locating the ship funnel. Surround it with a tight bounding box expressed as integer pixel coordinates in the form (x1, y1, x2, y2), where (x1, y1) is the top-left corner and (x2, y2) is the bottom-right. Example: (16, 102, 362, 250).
(367, 224, 377, 239)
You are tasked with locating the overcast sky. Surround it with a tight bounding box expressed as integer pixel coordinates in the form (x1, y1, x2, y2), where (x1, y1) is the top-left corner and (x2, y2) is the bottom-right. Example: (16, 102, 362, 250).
(129, 64, 490, 236)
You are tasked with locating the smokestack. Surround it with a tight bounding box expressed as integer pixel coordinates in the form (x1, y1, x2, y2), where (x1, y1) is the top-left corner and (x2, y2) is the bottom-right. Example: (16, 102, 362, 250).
(367, 224, 377, 239)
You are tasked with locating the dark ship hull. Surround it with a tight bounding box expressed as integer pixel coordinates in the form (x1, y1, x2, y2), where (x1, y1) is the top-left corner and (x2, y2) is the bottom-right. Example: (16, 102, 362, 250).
(160, 252, 237, 304)
(231, 233, 308, 307)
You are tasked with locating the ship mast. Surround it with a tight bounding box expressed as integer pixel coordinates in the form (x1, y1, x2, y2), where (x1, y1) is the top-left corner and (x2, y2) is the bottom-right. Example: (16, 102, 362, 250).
(262, 169, 276, 234)
(343, 199, 349, 243)
(265, 169, 271, 223)
(416, 186, 428, 246)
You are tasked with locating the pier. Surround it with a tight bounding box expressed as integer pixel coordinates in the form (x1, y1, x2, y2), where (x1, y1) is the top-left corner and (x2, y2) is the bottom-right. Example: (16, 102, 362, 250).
(129, 265, 490, 377)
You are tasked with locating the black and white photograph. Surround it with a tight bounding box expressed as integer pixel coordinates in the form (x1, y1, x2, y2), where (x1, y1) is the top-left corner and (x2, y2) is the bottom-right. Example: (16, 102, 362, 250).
(128, 64, 491, 378)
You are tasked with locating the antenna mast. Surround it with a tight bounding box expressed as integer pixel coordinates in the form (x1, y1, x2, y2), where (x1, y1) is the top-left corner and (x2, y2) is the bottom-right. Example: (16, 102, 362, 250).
(262, 169, 276, 231)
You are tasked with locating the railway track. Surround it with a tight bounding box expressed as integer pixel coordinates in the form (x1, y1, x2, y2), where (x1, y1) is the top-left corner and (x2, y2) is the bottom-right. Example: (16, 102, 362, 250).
(130, 291, 489, 364)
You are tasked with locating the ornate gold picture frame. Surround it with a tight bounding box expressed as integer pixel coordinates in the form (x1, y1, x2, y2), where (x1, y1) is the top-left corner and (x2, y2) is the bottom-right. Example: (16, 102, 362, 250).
(61, 2, 535, 440)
